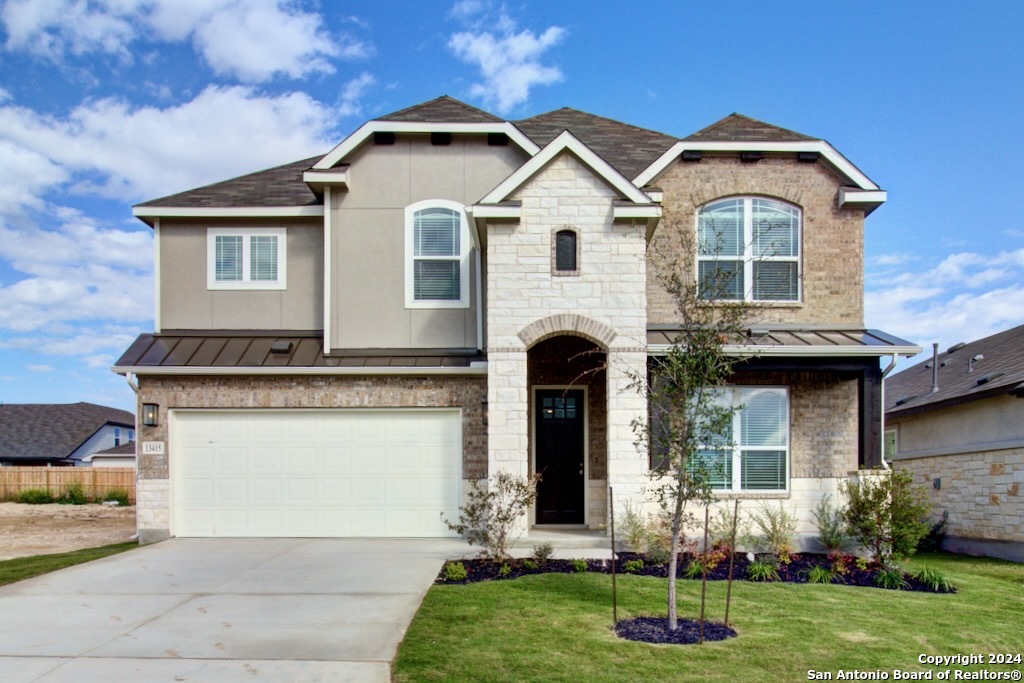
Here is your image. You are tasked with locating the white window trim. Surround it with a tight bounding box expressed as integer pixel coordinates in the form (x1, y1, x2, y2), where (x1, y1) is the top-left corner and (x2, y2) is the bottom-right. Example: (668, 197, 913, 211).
(404, 199, 471, 309)
(696, 197, 802, 304)
(207, 227, 287, 291)
(712, 385, 791, 494)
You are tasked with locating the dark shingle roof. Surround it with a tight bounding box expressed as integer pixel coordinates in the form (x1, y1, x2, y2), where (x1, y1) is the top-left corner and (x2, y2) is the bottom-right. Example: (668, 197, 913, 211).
(684, 113, 818, 143)
(885, 324, 1024, 416)
(514, 108, 678, 180)
(94, 442, 136, 456)
(0, 402, 135, 462)
(377, 95, 503, 123)
(135, 156, 324, 208)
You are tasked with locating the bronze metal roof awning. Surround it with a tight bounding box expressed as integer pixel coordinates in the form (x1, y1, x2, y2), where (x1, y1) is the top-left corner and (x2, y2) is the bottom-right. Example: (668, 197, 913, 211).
(647, 326, 922, 358)
(113, 334, 487, 376)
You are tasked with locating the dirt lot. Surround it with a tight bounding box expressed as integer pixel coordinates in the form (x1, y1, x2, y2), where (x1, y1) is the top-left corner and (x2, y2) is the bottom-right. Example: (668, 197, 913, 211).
(0, 502, 137, 561)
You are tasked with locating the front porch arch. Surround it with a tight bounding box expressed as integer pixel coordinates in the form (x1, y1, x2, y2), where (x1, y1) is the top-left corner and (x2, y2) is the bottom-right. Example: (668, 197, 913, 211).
(518, 314, 618, 350)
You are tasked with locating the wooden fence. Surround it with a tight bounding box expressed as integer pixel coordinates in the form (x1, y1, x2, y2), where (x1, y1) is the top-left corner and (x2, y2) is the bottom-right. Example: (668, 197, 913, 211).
(0, 467, 136, 504)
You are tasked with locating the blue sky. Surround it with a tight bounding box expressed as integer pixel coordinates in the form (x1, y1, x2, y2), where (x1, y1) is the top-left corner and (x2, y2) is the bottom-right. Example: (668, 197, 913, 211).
(1, 0, 1022, 413)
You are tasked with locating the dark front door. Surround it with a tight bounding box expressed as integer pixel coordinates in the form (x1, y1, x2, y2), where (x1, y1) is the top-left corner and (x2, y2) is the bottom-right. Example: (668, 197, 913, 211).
(534, 389, 585, 524)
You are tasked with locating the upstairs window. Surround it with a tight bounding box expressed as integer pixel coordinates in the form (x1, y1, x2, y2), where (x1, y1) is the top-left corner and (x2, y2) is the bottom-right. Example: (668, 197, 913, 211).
(554, 230, 578, 273)
(207, 227, 287, 290)
(697, 197, 800, 302)
(405, 200, 470, 308)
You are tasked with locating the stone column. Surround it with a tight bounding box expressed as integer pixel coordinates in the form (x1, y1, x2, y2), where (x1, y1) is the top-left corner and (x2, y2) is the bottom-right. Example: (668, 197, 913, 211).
(605, 347, 650, 525)
(487, 347, 531, 534)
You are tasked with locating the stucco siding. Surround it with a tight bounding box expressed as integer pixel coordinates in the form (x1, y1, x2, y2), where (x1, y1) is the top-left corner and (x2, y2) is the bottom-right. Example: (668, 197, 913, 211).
(330, 135, 523, 349)
(159, 218, 323, 331)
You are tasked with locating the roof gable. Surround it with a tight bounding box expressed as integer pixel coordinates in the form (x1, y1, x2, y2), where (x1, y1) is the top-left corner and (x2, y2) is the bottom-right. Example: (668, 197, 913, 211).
(377, 95, 503, 123)
(684, 113, 818, 143)
(0, 402, 135, 462)
(886, 324, 1024, 416)
(514, 108, 678, 181)
(478, 130, 653, 206)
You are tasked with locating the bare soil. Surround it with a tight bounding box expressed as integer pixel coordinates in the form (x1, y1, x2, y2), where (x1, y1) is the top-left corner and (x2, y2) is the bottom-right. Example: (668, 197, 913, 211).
(0, 502, 136, 561)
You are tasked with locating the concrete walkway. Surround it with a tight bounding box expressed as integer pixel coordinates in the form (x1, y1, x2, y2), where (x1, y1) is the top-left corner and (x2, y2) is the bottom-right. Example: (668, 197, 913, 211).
(0, 538, 467, 683)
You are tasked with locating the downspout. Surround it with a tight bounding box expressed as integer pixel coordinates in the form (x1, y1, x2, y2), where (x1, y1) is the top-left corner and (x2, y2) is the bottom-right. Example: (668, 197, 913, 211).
(475, 248, 484, 352)
(123, 372, 140, 541)
(878, 352, 899, 468)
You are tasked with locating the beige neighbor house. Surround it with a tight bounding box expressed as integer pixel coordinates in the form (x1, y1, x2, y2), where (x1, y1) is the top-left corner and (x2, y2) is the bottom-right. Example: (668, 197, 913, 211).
(886, 325, 1024, 562)
(114, 96, 920, 545)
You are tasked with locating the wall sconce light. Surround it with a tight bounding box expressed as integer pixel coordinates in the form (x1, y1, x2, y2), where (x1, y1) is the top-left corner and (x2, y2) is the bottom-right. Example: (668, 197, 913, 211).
(482, 400, 488, 427)
(142, 403, 159, 427)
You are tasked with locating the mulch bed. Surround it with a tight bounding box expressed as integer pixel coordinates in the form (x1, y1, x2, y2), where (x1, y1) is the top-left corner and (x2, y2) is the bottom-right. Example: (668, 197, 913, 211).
(615, 616, 737, 645)
(437, 552, 955, 594)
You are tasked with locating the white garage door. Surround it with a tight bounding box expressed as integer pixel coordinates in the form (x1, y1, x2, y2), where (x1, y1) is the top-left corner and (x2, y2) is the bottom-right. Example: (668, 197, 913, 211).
(172, 409, 461, 537)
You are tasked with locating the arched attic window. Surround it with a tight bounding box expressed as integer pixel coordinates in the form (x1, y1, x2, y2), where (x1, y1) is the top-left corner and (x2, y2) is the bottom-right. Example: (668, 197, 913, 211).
(554, 229, 578, 273)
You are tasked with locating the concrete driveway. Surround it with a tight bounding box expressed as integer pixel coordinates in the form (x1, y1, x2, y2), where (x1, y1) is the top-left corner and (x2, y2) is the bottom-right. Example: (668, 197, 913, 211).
(0, 538, 466, 683)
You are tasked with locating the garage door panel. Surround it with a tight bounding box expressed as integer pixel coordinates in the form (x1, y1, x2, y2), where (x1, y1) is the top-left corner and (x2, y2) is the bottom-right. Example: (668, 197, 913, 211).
(174, 410, 461, 538)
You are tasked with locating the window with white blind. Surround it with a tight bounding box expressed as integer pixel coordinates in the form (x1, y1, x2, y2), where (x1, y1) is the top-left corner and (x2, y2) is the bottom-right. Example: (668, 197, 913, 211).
(692, 386, 790, 492)
(405, 200, 470, 308)
(697, 197, 800, 302)
(207, 227, 287, 290)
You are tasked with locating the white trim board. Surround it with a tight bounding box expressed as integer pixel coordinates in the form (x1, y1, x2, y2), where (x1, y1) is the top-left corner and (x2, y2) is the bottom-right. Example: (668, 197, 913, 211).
(480, 131, 652, 206)
(112, 364, 489, 377)
(633, 140, 882, 192)
(314, 121, 541, 170)
(134, 206, 324, 219)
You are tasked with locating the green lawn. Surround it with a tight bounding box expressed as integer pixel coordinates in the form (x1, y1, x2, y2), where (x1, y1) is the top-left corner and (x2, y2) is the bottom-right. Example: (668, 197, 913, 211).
(0, 543, 137, 587)
(394, 553, 1024, 682)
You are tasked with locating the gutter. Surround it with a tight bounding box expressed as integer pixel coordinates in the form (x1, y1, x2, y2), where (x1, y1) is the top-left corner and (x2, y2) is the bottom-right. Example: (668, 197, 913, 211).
(112, 364, 490, 377)
(879, 352, 900, 468)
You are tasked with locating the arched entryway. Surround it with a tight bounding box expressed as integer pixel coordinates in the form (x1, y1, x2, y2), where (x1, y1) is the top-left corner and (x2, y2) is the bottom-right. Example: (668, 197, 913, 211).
(527, 335, 606, 526)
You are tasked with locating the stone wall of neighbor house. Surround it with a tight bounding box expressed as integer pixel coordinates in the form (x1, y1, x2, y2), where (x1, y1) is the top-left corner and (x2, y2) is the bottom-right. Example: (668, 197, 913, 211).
(896, 448, 1024, 559)
(648, 155, 865, 326)
(134, 374, 487, 542)
(487, 152, 649, 529)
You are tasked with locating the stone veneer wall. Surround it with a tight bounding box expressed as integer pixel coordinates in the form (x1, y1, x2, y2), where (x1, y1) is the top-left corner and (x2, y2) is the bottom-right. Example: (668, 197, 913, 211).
(896, 448, 1024, 556)
(648, 155, 865, 326)
(134, 374, 487, 541)
(487, 152, 649, 528)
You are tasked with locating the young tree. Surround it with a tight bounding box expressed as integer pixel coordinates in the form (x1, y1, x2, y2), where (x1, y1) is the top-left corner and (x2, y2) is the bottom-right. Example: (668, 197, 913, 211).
(631, 213, 757, 631)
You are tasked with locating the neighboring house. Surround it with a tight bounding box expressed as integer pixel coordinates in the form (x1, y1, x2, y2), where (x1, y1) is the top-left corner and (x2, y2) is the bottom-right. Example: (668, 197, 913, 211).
(0, 402, 135, 467)
(886, 325, 1024, 562)
(114, 96, 919, 544)
(84, 441, 137, 468)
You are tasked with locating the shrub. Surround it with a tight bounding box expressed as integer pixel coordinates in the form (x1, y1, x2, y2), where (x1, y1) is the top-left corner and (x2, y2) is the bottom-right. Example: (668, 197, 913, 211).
(644, 512, 674, 565)
(622, 559, 644, 573)
(532, 542, 555, 563)
(17, 488, 54, 504)
(498, 563, 512, 578)
(917, 511, 949, 552)
(874, 567, 910, 591)
(805, 566, 838, 584)
(708, 505, 748, 552)
(911, 565, 955, 593)
(571, 558, 588, 573)
(841, 469, 931, 566)
(521, 558, 537, 571)
(440, 472, 540, 561)
(618, 500, 649, 553)
(57, 482, 90, 505)
(828, 550, 851, 575)
(102, 488, 131, 506)
(747, 559, 780, 582)
(683, 559, 705, 579)
(443, 561, 468, 582)
(748, 502, 797, 563)
(812, 494, 848, 552)
(644, 540, 672, 566)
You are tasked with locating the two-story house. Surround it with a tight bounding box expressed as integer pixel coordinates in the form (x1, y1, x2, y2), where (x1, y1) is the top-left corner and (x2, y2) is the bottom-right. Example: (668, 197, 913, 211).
(114, 96, 919, 544)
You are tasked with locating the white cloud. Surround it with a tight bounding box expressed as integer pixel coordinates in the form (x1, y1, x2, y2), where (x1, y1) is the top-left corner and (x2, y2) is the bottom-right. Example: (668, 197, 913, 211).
(1, 0, 372, 82)
(26, 364, 56, 372)
(0, 85, 335, 205)
(337, 72, 375, 117)
(449, 13, 566, 113)
(866, 247, 1024, 354)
